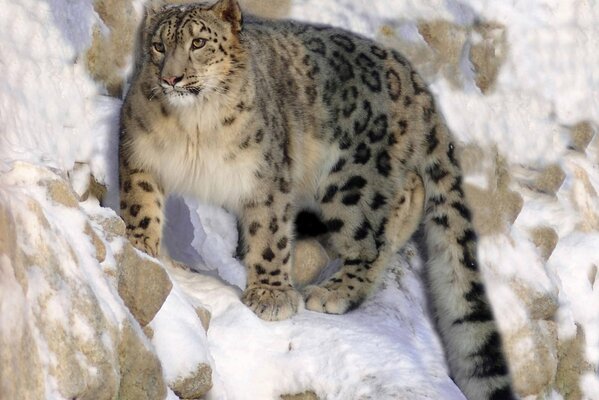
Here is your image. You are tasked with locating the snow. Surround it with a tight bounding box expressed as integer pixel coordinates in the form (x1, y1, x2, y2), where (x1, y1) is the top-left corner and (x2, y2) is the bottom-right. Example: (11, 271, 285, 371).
(0, 0, 102, 173)
(168, 248, 466, 400)
(551, 232, 599, 362)
(1, 0, 598, 399)
(186, 199, 246, 288)
(150, 278, 214, 383)
(0, 164, 128, 327)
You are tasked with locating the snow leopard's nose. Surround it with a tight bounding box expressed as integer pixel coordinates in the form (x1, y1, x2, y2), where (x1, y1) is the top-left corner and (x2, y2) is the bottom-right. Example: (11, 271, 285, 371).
(162, 75, 183, 86)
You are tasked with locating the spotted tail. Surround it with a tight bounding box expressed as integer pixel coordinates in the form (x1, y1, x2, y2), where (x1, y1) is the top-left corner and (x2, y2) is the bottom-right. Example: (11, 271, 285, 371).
(412, 103, 516, 399)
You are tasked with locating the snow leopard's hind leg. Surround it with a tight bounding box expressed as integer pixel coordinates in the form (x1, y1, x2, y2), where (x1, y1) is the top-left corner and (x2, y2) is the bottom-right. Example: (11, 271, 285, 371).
(303, 171, 425, 313)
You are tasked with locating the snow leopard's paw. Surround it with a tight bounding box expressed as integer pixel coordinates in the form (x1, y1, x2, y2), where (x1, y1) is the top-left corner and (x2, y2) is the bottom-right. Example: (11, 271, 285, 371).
(303, 280, 365, 314)
(242, 286, 302, 321)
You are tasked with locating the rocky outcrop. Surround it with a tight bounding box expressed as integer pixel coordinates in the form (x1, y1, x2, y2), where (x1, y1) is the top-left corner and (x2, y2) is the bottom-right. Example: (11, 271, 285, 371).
(0, 165, 139, 400)
(148, 263, 214, 399)
(379, 18, 508, 93)
(281, 391, 319, 400)
(0, 163, 212, 400)
(86, 0, 139, 97)
(117, 242, 173, 327)
(169, 363, 213, 399)
(568, 121, 596, 153)
(556, 323, 595, 400)
(530, 164, 567, 195)
(453, 145, 524, 236)
(504, 321, 559, 396)
(469, 22, 508, 93)
(528, 226, 559, 262)
(118, 322, 167, 400)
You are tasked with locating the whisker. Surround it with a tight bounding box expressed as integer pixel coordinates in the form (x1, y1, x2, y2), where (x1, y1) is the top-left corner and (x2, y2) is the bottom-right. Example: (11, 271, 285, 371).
(148, 85, 163, 101)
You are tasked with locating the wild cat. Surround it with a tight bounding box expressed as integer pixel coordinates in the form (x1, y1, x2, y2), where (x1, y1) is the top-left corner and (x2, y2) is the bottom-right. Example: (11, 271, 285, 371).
(118, 0, 515, 398)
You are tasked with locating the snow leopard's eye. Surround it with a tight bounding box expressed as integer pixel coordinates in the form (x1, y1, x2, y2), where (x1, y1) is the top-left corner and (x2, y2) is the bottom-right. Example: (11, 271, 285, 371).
(153, 42, 165, 53)
(191, 38, 206, 50)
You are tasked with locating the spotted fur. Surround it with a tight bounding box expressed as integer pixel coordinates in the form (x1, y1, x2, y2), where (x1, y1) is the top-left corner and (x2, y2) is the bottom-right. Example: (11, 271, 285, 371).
(118, 1, 515, 398)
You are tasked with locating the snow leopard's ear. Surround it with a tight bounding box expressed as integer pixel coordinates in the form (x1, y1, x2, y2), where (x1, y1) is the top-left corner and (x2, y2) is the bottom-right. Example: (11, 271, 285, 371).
(211, 0, 242, 34)
(142, 0, 166, 30)
(134, 0, 168, 66)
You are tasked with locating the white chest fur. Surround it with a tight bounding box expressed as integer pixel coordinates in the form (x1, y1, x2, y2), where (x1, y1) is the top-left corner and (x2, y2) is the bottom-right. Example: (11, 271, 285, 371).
(131, 122, 261, 212)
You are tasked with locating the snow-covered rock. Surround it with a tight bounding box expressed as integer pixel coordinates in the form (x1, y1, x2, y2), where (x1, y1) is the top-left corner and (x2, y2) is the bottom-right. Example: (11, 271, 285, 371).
(0, 163, 213, 399)
(150, 264, 214, 399)
(0, 163, 167, 399)
(116, 242, 173, 327)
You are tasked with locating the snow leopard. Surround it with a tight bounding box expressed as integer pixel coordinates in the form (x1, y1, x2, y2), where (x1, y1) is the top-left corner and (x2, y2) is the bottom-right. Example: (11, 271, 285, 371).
(118, 1, 516, 398)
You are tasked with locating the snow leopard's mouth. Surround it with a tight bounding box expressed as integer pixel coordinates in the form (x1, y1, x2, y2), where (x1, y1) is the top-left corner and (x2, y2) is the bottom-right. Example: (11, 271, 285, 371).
(161, 84, 203, 97)
(161, 86, 204, 108)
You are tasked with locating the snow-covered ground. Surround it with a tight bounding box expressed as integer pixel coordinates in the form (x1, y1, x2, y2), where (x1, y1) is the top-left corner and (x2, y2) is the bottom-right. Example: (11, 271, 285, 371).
(1, 0, 598, 399)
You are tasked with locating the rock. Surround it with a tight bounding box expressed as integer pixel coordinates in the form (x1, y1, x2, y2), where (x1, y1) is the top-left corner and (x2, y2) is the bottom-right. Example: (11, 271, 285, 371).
(382, 18, 507, 93)
(85, 222, 107, 263)
(86, 0, 139, 97)
(169, 258, 193, 271)
(568, 121, 596, 153)
(239, 0, 291, 19)
(143, 325, 155, 339)
(418, 20, 467, 68)
(116, 243, 173, 326)
(69, 162, 92, 199)
(510, 279, 559, 321)
(465, 184, 523, 235)
(94, 213, 127, 240)
(147, 284, 214, 399)
(500, 191, 524, 226)
(417, 19, 468, 88)
(0, 200, 46, 400)
(0, 182, 121, 400)
(570, 165, 599, 232)
(281, 391, 319, 400)
(70, 162, 108, 202)
(470, 21, 508, 93)
(68, 162, 106, 202)
(532, 164, 566, 195)
(459, 146, 524, 235)
(46, 178, 79, 208)
(170, 363, 213, 399)
(504, 321, 558, 397)
(556, 323, 594, 400)
(588, 264, 598, 287)
(118, 321, 167, 400)
(4, 165, 202, 400)
(292, 238, 330, 287)
(458, 143, 488, 176)
(88, 173, 108, 202)
(195, 306, 212, 332)
(529, 226, 559, 262)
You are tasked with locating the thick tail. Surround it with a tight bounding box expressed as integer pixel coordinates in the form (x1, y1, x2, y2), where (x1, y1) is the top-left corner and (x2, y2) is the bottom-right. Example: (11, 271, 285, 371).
(415, 116, 516, 399)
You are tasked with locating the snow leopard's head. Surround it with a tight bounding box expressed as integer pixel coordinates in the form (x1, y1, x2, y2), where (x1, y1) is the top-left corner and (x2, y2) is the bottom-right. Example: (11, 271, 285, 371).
(142, 0, 245, 107)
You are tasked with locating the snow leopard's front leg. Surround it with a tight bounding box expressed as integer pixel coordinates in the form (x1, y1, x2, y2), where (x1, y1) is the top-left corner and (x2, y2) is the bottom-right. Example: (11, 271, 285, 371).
(119, 154, 165, 258)
(238, 189, 302, 321)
